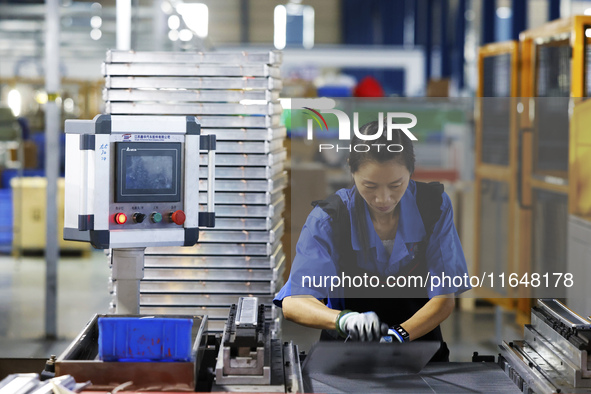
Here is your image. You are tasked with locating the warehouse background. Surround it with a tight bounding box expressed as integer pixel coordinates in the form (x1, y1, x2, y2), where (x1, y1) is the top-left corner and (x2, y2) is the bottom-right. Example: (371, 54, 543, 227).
(0, 0, 590, 364)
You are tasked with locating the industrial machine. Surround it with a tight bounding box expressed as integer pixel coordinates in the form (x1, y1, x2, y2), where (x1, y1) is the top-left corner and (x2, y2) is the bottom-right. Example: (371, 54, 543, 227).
(50, 297, 303, 393)
(213, 297, 303, 392)
(18, 295, 591, 392)
(63, 114, 216, 314)
(500, 299, 591, 393)
(474, 40, 520, 309)
(101, 50, 286, 332)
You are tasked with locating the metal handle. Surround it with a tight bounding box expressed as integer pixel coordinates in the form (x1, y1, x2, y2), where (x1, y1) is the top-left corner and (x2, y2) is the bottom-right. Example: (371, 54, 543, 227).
(79, 148, 88, 217)
(207, 148, 215, 214)
(199, 134, 216, 228)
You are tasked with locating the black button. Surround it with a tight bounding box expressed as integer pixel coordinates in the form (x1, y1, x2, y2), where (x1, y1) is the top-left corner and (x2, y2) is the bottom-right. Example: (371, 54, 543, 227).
(133, 213, 146, 223)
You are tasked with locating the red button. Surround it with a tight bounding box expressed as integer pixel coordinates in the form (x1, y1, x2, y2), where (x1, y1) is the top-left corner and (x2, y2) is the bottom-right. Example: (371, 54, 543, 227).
(171, 210, 186, 225)
(115, 213, 127, 224)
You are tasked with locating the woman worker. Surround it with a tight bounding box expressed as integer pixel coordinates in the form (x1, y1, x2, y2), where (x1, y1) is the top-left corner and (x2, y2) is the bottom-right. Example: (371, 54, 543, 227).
(274, 120, 471, 362)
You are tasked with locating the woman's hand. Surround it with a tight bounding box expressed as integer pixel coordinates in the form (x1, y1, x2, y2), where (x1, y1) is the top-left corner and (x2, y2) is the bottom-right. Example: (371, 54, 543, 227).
(338, 311, 388, 341)
(282, 296, 388, 341)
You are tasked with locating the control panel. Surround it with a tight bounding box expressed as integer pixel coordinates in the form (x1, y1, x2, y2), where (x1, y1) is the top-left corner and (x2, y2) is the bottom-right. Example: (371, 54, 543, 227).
(63, 115, 216, 249)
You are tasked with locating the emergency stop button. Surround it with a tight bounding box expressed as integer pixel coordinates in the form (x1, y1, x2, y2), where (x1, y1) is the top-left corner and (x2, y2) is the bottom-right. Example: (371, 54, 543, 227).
(115, 213, 127, 225)
(171, 210, 186, 225)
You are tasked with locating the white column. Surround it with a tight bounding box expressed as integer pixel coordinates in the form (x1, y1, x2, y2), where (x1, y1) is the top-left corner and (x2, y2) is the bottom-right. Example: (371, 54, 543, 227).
(117, 0, 132, 50)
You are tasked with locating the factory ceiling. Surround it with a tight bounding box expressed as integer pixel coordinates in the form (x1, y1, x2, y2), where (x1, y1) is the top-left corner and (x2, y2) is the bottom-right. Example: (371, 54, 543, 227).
(0, 0, 163, 75)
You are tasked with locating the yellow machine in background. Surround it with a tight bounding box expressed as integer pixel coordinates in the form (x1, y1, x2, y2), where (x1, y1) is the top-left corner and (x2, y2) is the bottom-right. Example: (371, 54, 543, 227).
(476, 16, 591, 323)
(566, 98, 591, 316)
(474, 41, 520, 311)
(517, 16, 591, 318)
(569, 99, 591, 220)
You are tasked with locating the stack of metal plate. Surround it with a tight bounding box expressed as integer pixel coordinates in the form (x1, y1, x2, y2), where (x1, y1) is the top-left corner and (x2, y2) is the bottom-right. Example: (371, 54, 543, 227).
(102, 50, 286, 333)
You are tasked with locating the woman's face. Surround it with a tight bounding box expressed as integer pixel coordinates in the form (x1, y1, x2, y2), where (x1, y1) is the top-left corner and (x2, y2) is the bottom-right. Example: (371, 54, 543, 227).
(352, 159, 410, 218)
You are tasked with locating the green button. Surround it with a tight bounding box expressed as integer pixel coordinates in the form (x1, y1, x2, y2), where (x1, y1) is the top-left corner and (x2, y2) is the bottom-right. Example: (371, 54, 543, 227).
(151, 212, 163, 223)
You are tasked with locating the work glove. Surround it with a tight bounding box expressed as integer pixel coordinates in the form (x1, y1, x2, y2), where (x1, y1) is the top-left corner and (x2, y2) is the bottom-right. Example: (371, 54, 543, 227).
(336, 310, 388, 341)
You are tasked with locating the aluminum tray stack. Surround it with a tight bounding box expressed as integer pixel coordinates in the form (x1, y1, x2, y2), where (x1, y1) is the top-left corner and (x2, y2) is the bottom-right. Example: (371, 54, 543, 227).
(103, 50, 286, 333)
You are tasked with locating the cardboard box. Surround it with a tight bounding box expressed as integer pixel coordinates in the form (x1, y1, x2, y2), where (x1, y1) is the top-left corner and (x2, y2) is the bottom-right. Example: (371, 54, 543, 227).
(11, 177, 90, 252)
(427, 78, 450, 97)
(9, 141, 38, 169)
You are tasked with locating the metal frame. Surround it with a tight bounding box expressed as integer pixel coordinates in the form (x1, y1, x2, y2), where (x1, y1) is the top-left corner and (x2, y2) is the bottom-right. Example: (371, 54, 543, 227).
(569, 98, 591, 220)
(105, 50, 283, 65)
(105, 76, 282, 91)
(103, 50, 286, 325)
(63, 114, 214, 249)
(517, 16, 591, 318)
(474, 41, 520, 306)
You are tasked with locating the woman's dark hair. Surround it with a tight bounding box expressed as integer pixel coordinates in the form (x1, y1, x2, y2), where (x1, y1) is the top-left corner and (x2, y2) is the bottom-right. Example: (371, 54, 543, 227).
(348, 120, 415, 175)
(349, 120, 416, 254)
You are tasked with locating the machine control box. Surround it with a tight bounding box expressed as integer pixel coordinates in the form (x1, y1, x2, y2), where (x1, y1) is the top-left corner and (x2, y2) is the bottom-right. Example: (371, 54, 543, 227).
(64, 114, 215, 249)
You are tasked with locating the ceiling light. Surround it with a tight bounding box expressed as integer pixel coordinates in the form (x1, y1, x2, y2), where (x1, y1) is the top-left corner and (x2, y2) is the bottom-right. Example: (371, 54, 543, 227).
(64, 98, 74, 113)
(90, 28, 102, 40)
(179, 29, 193, 42)
(168, 29, 179, 41)
(161, 1, 173, 14)
(8, 89, 21, 116)
(168, 15, 180, 30)
(35, 91, 48, 104)
(90, 16, 102, 28)
(274, 5, 287, 50)
(176, 3, 208, 38)
(302, 5, 314, 49)
(496, 6, 512, 19)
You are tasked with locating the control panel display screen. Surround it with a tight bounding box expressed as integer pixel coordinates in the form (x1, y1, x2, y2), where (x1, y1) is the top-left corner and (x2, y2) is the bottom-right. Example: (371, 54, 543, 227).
(116, 142, 182, 202)
(126, 156, 173, 190)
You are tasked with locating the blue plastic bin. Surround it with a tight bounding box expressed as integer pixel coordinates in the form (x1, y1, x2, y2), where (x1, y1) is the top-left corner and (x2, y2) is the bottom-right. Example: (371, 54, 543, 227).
(2, 169, 45, 189)
(0, 189, 11, 254)
(98, 317, 194, 362)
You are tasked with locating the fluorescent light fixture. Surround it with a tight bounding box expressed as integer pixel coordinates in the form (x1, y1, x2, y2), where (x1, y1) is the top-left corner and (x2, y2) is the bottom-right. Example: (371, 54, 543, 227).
(90, 16, 102, 28)
(116, 0, 131, 50)
(275, 3, 314, 49)
(303, 5, 314, 49)
(274, 5, 287, 50)
(179, 28, 193, 41)
(8, 89, 21, 117)
(91, 28, 102, 40)
(168, 29, 179, 41)
(585, 8, 591, 15)
(176, 3, 208, 38)
(168, 14, 180, 30)
(496, 6, 511, 19)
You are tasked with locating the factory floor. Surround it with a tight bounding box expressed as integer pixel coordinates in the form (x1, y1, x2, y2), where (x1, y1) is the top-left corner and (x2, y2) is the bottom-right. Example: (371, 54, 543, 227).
(0, 252, 522, 362)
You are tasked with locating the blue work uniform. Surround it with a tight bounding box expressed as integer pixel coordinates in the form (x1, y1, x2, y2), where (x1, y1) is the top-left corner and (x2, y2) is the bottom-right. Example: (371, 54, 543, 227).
(274, 180, 471, 359)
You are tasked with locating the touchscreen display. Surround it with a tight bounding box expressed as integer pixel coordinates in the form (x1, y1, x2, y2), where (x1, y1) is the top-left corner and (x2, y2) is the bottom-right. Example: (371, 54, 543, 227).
(125, 155, 173, 190)
(116, 142, 182, 202)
